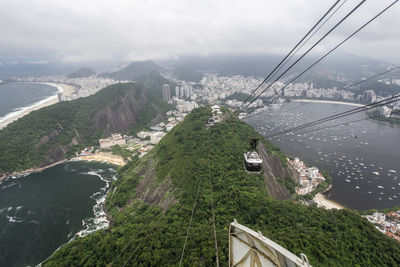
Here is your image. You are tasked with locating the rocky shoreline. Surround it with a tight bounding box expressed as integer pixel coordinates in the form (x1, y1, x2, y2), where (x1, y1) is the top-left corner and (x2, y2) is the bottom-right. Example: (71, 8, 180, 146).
(0, 152, 125, 184)
(0, 159, 68, 183)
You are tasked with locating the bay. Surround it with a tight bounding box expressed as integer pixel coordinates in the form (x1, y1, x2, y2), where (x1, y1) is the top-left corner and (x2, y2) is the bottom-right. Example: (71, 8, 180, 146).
(245, 101, 400, 211)
(0, 161, 116, 267)
(0, 82, 58, 118)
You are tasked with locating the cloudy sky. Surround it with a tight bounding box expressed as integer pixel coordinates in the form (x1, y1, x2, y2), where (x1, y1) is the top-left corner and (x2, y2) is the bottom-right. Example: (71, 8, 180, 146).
(0, 0, 399, 65)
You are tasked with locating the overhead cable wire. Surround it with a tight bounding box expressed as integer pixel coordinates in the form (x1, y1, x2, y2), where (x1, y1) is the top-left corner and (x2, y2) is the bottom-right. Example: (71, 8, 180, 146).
(242, 65, 400, 120)
(266, 95, 400, 138)
(253, 0, 400, 109)
(231, 0, 368, 119)
(272, 0, 348, 81)
(208, 158, 220, 267)
(233, 0, 342, 116)
(178, 163, 205, 267)
(267, 94, 400, 137)
(267, 95, 400, 138)
(122, 232, 152, 267)
(273, 117, 369, 138)
(108, 203, 162, 265)
(341, 65, 400, 90)
(236, 0, 399, 117)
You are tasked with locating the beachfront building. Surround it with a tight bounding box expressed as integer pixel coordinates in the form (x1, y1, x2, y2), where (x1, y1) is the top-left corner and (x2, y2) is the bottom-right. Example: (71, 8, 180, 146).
(288, 157, 326, 195)
(99, 133, 126, 149)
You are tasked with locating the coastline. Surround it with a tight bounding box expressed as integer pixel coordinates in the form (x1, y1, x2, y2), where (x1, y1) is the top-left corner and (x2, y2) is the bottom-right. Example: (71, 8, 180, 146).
(0, 159, 68, 183)
(313, 193, 346, 210)
(1, 152, 125, 183)
(366, 116, 400, 128)
(0, 96, 59, 130)
(73, 152, 126, 166)
(292, 99, 364, 107)
(0, 82, 75, 130)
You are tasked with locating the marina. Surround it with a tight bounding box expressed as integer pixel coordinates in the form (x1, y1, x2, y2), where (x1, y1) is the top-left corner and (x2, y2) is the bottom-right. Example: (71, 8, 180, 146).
(245, 101, 400, 210)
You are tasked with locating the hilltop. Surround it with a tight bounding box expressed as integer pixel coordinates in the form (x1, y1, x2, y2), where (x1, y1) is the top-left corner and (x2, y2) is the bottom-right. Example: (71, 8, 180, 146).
(67, 67, 95, 78)
(100, 61, 163, 81)
(43, 107, 400, 266)
(99, 60, 176, 99)
(0, 82, 170, 175)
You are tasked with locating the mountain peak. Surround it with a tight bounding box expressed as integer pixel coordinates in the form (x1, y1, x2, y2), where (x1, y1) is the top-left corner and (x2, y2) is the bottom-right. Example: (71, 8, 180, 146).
(67, 67, 95, 78)
(100, 60, 163, 81)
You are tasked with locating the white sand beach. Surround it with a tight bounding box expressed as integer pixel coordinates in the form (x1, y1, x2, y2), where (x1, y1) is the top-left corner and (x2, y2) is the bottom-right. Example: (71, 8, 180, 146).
(0, 82, 75, 130)
(74, 152, 126, 166)
(313, 193, 345, 210)
(292, 99, 364, 107)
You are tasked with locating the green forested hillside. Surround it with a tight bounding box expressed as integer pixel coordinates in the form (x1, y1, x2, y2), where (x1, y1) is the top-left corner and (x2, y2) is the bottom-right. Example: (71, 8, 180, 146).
(135, 70, 177, 99)
(0, 82, 169, 174)
(43, 107, 400, 266)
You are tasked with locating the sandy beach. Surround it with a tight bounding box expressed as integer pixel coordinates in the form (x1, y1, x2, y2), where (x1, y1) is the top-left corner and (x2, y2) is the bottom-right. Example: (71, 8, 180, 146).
(0, 97, 59, 129)
(0, 82, 75, 130)
(313, 193, 345, 210)
(292, 99, 364, 107)
(74, 152, 126, 166)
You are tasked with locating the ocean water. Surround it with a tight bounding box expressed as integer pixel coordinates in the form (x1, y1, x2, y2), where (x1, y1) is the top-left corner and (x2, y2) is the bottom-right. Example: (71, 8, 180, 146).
(0, 161, 116, 267)
(245, 102, 400, 211)
(0, 82, 58, 118)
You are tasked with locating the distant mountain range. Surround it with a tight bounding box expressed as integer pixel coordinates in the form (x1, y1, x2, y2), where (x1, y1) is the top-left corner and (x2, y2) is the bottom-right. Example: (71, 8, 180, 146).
(99, 60, 163, 81)
(67, 67, 95, 78)
(158, 52, 397, 83)
(1, 52, 398, 94)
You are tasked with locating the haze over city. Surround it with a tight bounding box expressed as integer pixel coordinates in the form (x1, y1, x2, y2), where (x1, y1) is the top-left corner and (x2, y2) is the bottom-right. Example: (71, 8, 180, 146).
(0, 0, 400, 64)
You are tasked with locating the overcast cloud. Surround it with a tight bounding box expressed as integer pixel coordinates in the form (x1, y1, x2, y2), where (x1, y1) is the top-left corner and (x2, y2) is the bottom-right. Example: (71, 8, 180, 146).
(0, 0, 399, 64)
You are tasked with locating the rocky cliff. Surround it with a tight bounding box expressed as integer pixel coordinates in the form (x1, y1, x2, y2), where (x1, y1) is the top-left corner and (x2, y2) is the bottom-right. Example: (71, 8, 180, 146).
(43, 107, 400, 267)
(0, 82, 169, 174)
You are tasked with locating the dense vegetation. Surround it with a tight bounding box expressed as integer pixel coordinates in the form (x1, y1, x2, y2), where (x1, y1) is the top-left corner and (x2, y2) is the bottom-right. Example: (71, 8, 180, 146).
(44, 107, 400, 266)
(360, 206, 400, 216)
(0, 82, 169, 174)
(107, 145, 132, 161)
(135, 70, 177, 99)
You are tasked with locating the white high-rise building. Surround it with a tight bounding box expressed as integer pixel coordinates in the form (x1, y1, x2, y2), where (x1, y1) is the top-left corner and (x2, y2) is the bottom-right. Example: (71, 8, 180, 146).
(184, 87, 190, 98)
(175, 86, 179, 96)
(180, 87, 184, 97)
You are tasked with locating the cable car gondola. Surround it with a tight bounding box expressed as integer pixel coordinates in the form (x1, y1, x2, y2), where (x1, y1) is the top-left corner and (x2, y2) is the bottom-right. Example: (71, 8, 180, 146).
(244, 138, 263, 172)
